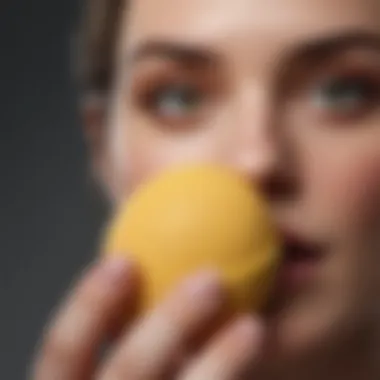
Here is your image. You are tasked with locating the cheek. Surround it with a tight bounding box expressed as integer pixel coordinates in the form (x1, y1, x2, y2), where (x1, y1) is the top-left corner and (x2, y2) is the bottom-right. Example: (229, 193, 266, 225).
(125, 135, 184, 192)
(110, 118, 226, 199)
(306, 143, 380, 234)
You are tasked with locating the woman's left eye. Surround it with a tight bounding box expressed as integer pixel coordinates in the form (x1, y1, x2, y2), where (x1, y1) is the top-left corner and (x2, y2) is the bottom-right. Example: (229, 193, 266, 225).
(311, 75, 379, 116)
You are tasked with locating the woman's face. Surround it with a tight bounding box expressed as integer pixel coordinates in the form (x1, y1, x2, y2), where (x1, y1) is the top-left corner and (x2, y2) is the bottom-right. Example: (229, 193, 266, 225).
(90, 0, 380, 375)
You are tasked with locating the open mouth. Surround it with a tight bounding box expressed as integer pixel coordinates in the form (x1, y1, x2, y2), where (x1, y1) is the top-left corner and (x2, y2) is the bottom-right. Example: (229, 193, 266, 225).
(262, 228, 326, 317)
(275, 229, 325, 293)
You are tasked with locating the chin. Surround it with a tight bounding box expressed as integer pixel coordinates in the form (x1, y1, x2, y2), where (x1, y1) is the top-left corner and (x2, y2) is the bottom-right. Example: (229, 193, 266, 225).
(259, 229, 339, 358)
(256, 290, 363, 380)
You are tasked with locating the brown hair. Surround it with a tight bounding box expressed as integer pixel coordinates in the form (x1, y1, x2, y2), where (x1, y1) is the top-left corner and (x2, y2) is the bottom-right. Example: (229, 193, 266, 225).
(74, 0, 127, 95)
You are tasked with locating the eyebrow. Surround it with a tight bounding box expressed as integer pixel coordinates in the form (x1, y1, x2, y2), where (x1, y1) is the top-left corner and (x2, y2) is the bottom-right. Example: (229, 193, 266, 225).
(125, 31, 380, 72)
(126, 41, 220, 67)
(291, 30, 380, 63)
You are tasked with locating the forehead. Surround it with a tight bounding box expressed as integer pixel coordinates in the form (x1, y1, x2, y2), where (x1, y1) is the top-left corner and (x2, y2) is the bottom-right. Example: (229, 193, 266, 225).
(124, 0, 380, 45)
(119, 0, 380, 64)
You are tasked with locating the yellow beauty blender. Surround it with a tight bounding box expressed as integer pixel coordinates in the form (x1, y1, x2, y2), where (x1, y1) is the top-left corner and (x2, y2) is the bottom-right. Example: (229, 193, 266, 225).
(103, 164, 281, 314)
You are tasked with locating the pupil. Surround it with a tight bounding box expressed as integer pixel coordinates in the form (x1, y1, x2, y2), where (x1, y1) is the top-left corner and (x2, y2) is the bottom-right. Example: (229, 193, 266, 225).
(162, 86, 198, 109)
(324, 78, 374, 106)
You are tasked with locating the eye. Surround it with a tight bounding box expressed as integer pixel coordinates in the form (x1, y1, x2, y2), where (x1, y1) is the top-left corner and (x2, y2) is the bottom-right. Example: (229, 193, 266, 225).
(145, 83, 205, 120)
(311, 74, 379, 117)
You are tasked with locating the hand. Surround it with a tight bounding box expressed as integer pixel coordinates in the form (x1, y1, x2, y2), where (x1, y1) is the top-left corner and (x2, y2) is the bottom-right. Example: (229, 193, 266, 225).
(31, 256, 264, 380)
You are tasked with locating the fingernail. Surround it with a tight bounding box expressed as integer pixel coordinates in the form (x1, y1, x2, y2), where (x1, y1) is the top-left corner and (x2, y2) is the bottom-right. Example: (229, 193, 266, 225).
(184, 270, 222, 300)
(233, 315, 263, 340)
(98, 256, 132, 282)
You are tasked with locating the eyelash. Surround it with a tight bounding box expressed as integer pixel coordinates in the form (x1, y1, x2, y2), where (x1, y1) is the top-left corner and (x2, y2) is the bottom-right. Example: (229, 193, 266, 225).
(131, 64, 380, 128)
(143, 83, 202, 109)
(133, 76, 210, 126)
(308, 69, 380, 120)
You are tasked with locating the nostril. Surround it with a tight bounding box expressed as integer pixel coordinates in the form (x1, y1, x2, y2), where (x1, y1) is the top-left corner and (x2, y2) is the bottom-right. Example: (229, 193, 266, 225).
(260, 171, 299, 201)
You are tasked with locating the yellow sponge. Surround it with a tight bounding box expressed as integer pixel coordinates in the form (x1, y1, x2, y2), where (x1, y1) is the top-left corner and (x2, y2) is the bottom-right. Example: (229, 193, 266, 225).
(104, 164, 280, 314)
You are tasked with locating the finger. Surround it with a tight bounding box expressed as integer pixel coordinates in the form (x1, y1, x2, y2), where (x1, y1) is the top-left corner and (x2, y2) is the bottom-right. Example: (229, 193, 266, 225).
(33, 256, 136, 380)
(179, 315, 263, 380)
(99, 271, 225, 380)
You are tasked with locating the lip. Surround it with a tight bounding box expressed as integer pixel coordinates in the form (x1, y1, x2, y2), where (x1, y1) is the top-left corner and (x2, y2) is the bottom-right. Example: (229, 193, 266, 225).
(274, 227, 325, 295)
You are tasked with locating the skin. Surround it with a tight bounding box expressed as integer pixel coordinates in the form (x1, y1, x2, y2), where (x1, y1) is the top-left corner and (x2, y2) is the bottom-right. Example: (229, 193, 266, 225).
(32, 0, 380, 379)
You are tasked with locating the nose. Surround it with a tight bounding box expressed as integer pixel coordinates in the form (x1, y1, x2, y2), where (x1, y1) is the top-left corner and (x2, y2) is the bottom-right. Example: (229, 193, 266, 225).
(226, 84, 297, 200)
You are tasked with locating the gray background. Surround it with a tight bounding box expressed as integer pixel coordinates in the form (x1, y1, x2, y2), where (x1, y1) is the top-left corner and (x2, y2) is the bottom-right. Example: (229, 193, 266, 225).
(0, 1, 106, 378)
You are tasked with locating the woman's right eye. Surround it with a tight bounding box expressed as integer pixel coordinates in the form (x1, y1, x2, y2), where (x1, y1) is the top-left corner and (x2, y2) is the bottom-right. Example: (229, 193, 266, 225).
(143, 82, 206, 122)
